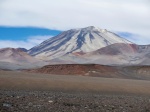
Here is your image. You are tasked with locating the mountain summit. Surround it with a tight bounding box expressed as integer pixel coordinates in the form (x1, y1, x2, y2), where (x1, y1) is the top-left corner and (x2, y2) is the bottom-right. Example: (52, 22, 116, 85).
(28, 26, 132, 60)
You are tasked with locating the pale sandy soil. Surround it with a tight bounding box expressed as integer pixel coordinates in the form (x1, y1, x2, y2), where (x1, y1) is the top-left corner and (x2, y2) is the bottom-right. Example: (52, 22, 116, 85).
(1, 71, 150, 94)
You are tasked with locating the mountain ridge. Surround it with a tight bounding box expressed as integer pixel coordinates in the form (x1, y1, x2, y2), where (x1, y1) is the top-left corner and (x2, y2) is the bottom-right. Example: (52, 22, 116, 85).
(0, 26, 149, 69)
(0, 48, 47, 70)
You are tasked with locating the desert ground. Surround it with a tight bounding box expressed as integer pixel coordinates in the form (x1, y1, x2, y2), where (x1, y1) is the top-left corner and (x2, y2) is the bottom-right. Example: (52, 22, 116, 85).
(0, 70, 150, 112)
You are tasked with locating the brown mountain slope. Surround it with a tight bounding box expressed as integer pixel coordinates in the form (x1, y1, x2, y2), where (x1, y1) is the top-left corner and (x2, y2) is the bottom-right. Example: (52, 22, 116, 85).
(27, 64, 118, 77)
(69, 43, 150, 65)
(91, 43, 138, 55)
(0, 48, 38, 64)
(26, 64, 150, 80)
(0, 48, 48, 70)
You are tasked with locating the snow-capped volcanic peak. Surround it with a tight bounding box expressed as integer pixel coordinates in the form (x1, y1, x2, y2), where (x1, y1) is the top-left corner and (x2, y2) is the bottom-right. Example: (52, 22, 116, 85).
(28, 26, 132, 60)
(70, 26, 107, 34)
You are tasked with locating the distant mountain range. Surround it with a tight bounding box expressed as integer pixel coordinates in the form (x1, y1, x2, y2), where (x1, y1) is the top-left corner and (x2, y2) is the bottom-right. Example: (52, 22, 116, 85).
(28, 26, 150, 65)
(0, 26, 149, 69)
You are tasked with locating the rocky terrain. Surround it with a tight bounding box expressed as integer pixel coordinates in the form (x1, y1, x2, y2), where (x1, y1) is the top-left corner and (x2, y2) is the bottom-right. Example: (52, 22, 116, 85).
(1, 69, 150, 112)
(1, 90, 150, 112)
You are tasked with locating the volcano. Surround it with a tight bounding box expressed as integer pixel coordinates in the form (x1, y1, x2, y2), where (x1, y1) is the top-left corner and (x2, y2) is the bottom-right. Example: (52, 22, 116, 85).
(28, 26, 132, 60)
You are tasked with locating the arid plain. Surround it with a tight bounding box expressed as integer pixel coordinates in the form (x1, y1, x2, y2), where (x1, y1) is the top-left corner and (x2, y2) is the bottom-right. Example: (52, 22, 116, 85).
(1, 69, 150, 112)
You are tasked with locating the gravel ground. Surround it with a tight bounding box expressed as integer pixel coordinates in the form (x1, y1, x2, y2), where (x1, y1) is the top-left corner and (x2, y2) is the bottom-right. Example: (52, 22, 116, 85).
(0, 90, 150, 112)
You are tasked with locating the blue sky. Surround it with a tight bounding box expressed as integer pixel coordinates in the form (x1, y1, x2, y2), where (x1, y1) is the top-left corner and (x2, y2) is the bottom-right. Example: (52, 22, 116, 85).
(0, 26, 61, 41)
(0, 0, 150, 48)
(0, 26, 61, 49)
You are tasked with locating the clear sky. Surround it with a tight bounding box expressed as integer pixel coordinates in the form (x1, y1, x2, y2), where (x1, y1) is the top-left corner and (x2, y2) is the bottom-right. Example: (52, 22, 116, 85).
(0, 0, 150, 49)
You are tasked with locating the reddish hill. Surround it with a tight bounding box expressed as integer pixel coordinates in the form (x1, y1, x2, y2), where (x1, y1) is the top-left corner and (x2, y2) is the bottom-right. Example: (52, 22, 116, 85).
(26, 64, 150, 80)
(26, 64, 127, 78)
